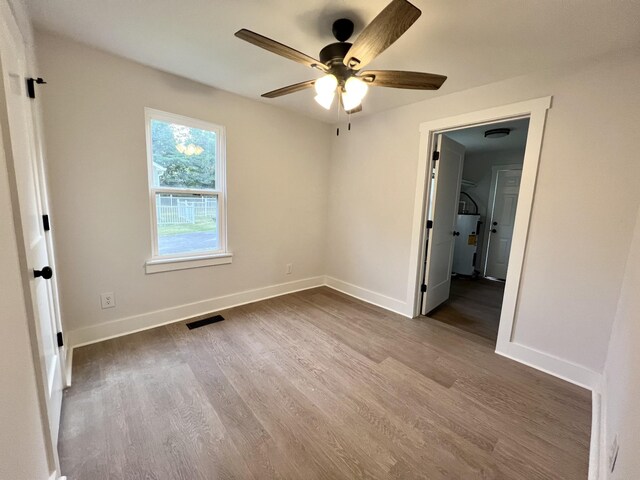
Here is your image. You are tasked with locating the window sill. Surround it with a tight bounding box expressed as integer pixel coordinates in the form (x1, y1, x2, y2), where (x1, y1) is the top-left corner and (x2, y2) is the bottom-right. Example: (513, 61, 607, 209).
(145, 252, 233, 274)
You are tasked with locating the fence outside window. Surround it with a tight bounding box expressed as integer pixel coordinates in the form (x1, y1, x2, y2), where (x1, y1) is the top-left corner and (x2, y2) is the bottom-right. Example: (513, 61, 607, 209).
(156, 195, 217, 225)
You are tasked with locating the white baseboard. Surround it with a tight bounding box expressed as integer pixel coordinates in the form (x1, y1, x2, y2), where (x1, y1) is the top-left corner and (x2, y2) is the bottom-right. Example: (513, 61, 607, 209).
(495, 340, 601, 390)
(324, 276, 410, 317)
(67, 276, 325, 348)
(64, 346, 73, 388)
(589, 389, 603, 480)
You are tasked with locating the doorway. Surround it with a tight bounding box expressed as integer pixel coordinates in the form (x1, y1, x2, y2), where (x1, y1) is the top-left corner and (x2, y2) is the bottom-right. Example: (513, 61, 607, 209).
(407, 97, 551, 354)
(422, 119, 528, 342)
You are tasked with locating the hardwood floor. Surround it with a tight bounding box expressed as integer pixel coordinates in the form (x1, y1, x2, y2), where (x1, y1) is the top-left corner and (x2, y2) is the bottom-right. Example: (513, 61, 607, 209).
(60, 287, 591, 479)
(429, 276, 505, 342)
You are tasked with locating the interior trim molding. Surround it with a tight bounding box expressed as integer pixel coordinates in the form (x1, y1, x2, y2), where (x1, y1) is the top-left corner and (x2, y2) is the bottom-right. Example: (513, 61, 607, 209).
(495, 340, 601, 390)
(66, 276, 325, 348)
(64, 347, 73, 388)
(589, 389, 603, 480)
(324, 276, 410, 317)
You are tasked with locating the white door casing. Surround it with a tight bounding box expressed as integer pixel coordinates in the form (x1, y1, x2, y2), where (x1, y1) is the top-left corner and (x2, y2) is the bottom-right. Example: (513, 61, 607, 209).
(485, 167, 522, 279)
(0, 4, 64, 464)
(421, 135, 465, 314)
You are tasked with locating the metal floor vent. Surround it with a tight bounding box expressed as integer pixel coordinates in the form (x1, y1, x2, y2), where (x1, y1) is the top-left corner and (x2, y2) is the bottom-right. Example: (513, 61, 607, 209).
(186, 315, 225, 330)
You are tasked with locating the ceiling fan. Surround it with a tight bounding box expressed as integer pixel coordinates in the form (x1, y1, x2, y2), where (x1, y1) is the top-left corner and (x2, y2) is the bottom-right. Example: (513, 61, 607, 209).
(235, 0, 446, 114)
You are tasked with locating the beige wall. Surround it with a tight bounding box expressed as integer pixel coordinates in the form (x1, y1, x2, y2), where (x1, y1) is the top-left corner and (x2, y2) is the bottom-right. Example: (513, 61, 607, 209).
(602, 202, 640, 479)
(36, 32, 331, 339)
(326, 48, 640, 373)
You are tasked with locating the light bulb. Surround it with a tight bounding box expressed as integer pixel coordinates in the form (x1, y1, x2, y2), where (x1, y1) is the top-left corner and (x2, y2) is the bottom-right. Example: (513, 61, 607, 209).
(314, 74, 338, 96)
(341, 90, 361, 112)
(345, 76, 368, 100)
(314, 91, 335, 110)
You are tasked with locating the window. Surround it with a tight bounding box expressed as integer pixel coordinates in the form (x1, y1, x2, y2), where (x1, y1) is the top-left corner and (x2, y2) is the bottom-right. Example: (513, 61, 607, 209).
(144, 108, 230, 273)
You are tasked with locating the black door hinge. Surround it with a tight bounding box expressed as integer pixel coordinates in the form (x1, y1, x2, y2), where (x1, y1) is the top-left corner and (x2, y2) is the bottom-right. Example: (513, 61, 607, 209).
(42, 214, 50, 231)
(56, 332, 64, 348)
(432, 150, 440, 161)
(426, 220, 433, 229)
(420, 284, 427, 293)
(26, 77, 46, 99)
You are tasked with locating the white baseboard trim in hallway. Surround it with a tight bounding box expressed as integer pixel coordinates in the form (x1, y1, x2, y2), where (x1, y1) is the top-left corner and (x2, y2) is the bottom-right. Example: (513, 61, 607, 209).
(324, 276, 409, 317)
(67, 276, 325, 349)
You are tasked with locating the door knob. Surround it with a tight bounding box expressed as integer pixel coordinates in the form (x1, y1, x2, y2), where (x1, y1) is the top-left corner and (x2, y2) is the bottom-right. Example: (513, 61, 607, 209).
(491, 229, 497, 233)
(492, 221, 498, 226)
(33, 266, 53, 280)
(453, 231, 460, 236)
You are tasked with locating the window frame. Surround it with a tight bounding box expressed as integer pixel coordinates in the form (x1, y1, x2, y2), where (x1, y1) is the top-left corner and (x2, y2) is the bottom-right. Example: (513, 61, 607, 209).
(144, 108, 229, 271)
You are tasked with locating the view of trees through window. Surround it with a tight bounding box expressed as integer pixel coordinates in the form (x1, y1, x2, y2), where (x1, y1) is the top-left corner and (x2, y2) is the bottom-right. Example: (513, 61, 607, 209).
(150, 119, 216, 189)
(149, 118, 220, 256)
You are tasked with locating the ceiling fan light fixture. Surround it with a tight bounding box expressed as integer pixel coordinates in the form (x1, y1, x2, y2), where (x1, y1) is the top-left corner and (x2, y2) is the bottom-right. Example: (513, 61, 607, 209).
(345, 76, 368, 100)
(314, 74, 338, 96)
(341, 90, 362, 112)
(314, 91, 335, 110)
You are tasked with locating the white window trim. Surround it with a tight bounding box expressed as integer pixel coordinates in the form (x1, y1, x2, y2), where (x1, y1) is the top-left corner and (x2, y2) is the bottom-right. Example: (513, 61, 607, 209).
(144, 108, 230, 273)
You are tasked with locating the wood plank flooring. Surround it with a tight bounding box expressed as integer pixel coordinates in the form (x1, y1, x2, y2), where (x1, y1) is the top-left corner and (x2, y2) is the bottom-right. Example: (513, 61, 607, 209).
(59, 287, 591, 479)
(429, 276, 505, 342)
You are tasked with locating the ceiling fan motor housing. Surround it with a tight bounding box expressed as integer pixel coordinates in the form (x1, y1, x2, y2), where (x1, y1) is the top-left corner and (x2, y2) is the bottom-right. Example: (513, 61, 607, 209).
(332, 18, 354, 42)
(319, 42, 352, 67)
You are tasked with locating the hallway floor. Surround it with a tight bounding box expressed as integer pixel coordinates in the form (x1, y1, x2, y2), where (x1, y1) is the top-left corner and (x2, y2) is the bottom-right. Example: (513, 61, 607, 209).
(428, 276, 505, 343)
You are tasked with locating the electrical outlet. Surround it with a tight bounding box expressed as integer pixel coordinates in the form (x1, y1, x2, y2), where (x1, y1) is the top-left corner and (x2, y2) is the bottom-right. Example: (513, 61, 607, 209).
(286, 263, 293, 275)
(100, 292, 115, 309)
(609, 435, 619, 473)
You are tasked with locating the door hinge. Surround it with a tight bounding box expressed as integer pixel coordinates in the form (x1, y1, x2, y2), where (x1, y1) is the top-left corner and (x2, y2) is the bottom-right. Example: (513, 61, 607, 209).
(42, 214, 50, 231)
(426, 220, 433, 229)
(56, 331, 64, 348)
(421, 284, 427, 293)
(26, 77, 46, 99)
(432, 150, 440, 161)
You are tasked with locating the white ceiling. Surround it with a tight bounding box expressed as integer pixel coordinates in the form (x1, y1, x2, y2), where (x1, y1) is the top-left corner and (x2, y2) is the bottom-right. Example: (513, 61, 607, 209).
(26, 0, 640, 123)
(445, 118, 529, 155)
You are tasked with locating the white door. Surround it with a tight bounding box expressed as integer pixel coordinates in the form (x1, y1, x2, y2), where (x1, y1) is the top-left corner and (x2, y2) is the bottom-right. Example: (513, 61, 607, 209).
(484, 168, 522, 279)
(421, 135, 465, 314)
(0, 8, 64, 449)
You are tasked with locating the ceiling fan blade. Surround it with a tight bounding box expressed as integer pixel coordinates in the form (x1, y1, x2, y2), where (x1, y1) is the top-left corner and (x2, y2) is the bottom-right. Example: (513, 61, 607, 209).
(261, 79, 316, 98)
(359, 70, 447, 90)
(343, 0, 421, 71)
(235, 29, 328, 72)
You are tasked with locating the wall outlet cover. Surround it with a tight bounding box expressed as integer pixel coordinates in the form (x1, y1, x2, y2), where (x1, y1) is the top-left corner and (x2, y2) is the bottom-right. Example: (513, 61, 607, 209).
(100, 292, 115, 309)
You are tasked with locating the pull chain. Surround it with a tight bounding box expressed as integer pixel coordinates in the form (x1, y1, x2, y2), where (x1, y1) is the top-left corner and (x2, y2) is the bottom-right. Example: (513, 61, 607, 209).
(336, 96, 341, 136)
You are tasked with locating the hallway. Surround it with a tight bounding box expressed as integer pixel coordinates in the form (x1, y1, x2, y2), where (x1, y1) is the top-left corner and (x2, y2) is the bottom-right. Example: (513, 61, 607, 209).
(428, 277, 505, 342)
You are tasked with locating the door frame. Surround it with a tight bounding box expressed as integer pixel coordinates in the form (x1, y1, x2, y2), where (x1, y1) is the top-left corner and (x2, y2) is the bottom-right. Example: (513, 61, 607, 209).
(0, 1, 64, 476)
(483, 164, 523, 277)
(406, 96, 551, 354)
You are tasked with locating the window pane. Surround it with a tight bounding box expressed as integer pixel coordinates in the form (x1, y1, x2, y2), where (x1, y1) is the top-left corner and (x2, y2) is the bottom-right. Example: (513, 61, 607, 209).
(156, 194, 218, 256)
(150, 119, 216, 189)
